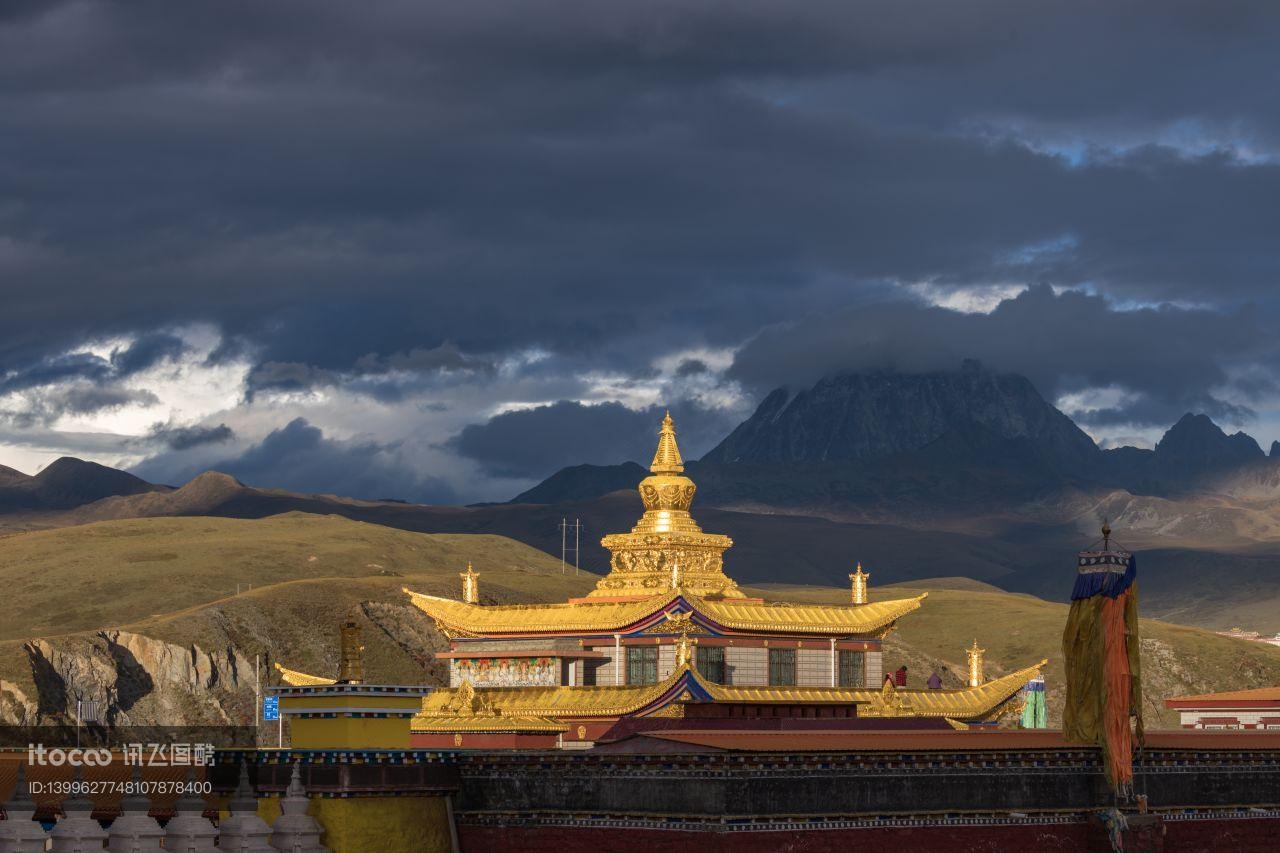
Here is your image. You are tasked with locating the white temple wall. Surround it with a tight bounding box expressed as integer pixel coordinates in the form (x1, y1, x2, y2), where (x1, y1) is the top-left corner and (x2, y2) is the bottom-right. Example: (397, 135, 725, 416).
(865, 650, 883, 685)
(657, 645, 676, 680)
(796, 648, 831, 687)
(724, 646, 767, 686)
(596, 653, 620, 686)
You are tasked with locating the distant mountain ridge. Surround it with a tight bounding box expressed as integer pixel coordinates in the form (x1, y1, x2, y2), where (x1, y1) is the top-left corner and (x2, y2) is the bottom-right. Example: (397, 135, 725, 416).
(1102, 413, 1267, 494)
(0, 457, 165, 512)
(520, 364, 1279, 508)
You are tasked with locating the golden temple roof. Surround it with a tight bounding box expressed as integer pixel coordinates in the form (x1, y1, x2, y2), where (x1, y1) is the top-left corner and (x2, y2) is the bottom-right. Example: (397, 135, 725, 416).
(405, 587, 926, 638)
(410, 715, 568, 733)
(405, 588, 681, 637)
(275, 662, 337, 687)
(704, 661, 1048, 719)
(696, 594, 925, 635)
(413, 659, 1047, 724)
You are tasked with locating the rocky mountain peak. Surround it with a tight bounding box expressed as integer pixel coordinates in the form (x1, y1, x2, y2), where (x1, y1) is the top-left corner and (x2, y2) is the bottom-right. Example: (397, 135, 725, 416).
(700, 363, 1098, 473)
(1154, 413, 1265, 472)
(1271, 440, 1280, 459)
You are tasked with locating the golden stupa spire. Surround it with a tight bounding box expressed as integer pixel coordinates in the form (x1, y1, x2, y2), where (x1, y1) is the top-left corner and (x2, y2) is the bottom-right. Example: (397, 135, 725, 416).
(650, 411, 684, 474)
(590, 411, 741, 599)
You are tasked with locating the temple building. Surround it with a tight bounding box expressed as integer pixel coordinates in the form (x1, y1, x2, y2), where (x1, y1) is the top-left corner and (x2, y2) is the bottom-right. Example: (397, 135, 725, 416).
(1165, 686, 1280, 731)
(404, 413, 1045, 749)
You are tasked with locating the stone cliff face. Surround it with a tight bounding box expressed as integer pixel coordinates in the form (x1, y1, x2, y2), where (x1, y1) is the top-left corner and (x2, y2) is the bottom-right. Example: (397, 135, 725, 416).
(10, 632, 256, 728)
(702, 362, 1099, 475)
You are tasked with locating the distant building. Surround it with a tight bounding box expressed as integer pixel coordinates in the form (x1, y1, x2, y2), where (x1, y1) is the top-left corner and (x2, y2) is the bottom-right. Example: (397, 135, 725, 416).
(1164, 686, 1280, 730)
(1215, 627, 1280, 647)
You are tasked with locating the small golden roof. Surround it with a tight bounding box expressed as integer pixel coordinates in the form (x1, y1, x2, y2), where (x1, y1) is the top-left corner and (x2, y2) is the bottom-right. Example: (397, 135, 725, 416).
(650, 411, 685, 474)
(274, 662, 336, 687)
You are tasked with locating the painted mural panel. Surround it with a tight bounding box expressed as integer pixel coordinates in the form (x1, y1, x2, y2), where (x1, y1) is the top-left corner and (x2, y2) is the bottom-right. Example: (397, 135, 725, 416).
(452, 657, 559, 687)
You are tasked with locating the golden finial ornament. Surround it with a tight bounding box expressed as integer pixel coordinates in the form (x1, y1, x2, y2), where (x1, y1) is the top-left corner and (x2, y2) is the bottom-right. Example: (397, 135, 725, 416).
(849, 562, 870, 605)
(338, 608, 365, 684)
(460, 562, 479, 604)
(966, 638, 985, 688)
(1101, 518, 1112, 550)
(674, 631, 694, 669)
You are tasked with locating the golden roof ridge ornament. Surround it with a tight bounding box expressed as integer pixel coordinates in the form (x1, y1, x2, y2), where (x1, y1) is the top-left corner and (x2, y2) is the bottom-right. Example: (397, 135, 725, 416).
(460, 562, 479, 604)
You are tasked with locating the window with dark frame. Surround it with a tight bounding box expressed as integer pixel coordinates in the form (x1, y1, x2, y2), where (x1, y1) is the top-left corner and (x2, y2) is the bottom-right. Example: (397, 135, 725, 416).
(768, 647, 796, 686)
(626, 646, 658, 685)
(696, 646, 725, 683)
(838, 650, 866, 687)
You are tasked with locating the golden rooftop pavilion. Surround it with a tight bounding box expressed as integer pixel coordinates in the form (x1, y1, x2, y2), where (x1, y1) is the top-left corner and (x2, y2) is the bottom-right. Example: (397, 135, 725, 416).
(402, 413, 1045, 749)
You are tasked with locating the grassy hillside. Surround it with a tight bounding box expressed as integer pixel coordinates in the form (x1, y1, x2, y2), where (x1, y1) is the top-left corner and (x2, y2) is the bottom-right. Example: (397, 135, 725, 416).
(0, 512, 591, 641)
(0, 513, 1276, 732)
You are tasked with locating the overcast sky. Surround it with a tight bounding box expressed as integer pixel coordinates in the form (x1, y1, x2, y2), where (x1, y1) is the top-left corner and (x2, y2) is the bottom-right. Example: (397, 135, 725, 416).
(2, 1, 1278, 502)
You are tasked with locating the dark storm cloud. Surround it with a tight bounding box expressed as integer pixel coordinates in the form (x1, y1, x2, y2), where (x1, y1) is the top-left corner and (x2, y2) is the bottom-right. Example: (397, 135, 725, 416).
(2, 385, 161, 429)
(136, 418, 457, 503)
(0, 334, 186, 395)
(110, 333, 188, 376)
(729, 286, 1273, 426)
(447, 400, 737, 479)
(5, 0, 1280, 495)
(2, 0, 1280, 384)
(244, 344, 496, 402)
(148, 422, 235, 451)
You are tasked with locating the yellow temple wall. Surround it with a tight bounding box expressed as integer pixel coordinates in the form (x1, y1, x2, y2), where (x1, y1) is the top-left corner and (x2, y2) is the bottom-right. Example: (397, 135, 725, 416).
(255, 795, 454, 853)
(282, 695, 423, 712)
(290, 716, 414, 750)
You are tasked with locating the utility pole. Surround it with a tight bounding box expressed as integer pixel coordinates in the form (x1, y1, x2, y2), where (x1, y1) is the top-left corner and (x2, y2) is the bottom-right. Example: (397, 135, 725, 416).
(560, 518, 582, 575)
(254, 655, 260, 727)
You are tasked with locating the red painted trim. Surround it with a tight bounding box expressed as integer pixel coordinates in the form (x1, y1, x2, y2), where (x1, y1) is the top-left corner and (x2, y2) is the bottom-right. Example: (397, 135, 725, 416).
(1165, 699, 1280, 710)
(437, 650, 609, 659)
(585, 638, 879, 650)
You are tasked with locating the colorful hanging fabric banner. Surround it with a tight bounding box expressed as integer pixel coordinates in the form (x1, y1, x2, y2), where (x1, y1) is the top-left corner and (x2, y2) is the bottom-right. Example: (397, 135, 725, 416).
(1062, 546, 1143, 796)
(1021, 676, 1047, 729)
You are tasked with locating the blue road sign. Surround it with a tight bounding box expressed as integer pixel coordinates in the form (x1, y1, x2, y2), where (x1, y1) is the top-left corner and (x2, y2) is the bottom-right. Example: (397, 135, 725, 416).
(263, 696, 279, 721)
